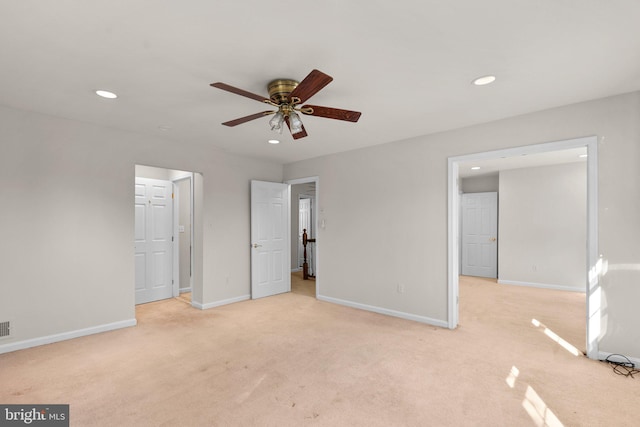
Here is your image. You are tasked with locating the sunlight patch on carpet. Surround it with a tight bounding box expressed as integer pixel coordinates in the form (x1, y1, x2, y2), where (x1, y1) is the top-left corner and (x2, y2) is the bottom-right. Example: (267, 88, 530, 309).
(522, 385, 564, 427)
(531, 319, 580, 357)
(505, 365, 520, 388)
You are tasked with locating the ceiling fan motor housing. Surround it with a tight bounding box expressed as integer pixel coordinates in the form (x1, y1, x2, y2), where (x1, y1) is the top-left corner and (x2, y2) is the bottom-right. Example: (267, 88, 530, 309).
(268, 79, 299, 104)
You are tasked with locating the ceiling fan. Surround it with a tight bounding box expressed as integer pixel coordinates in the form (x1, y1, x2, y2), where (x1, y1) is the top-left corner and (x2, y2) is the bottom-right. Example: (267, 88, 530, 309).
(210, 69, 361, 139)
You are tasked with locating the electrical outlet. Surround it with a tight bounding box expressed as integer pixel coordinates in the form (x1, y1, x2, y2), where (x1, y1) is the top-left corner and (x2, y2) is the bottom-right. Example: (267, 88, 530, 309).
(397, 284, 405, 294)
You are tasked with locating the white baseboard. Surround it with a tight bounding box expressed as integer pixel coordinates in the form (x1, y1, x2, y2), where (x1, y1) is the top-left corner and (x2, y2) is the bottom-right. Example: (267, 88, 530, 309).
(317, 295, 448, 328)
(0, 319, 137, 355)
(498, 279, 585, 293)
(179, 287, 192, 293)
(192, 294, 250, 310)
(291, 268, 302, 272)
(598, 351, 640, 366)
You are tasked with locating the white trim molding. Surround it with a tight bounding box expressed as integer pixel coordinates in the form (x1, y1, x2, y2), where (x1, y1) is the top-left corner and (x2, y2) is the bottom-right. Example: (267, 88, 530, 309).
(0, 319, 137, 355)
(498, 280, 586, 293)
(192, 295, 250, 310)
(318, 295, 448, 328)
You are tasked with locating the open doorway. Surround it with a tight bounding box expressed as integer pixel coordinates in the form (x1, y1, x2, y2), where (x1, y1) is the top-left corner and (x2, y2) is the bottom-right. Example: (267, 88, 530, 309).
(287, 177, 319, 298)
(448, 136, 600, 360)
(134, 165, 200, 307)
(174, 176, 193, 305)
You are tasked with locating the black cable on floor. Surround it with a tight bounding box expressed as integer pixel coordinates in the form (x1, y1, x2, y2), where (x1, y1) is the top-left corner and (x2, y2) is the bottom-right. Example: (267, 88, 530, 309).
(602, 354, 639, 378)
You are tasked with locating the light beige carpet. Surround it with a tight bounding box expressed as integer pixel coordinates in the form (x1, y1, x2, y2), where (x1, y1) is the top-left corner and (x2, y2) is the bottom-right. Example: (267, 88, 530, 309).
(176, 292, 192, 305)
(0, 276, 636, 426)
(291, 270, 316, 298)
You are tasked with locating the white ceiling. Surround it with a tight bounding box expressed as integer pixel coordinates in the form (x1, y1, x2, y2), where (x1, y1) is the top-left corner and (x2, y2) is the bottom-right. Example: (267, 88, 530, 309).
(2, 1, 640, 165)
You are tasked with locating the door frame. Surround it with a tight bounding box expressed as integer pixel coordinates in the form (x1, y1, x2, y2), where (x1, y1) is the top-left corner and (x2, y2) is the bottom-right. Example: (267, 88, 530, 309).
(447, 135, 599, 359)
(285, 176, 320, 298)
(172, 174, 194, 297)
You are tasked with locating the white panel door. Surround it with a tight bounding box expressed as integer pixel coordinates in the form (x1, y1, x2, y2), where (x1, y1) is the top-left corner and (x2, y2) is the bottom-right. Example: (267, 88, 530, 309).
(135, 177, 174, 304)
(298, 197, 311, 268)
(461, 192, 498, 278)
(251, 180, 290, 299)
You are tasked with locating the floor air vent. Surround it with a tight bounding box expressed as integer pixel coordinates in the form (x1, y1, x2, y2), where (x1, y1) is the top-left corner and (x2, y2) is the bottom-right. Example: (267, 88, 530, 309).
(0, 321, 10, 338)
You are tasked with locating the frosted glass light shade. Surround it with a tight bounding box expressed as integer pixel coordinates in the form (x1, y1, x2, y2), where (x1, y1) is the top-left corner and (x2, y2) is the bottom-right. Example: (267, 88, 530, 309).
(289, 111, 303, 134)
(269, 111, 284, 131)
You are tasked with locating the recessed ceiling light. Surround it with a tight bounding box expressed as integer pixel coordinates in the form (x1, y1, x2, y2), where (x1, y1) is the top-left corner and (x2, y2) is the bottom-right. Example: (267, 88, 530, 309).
(471, 166, 481, 170)
(472, 75, 496, 86)
(96, 90, 117, 99)
(268, 139, 280, 144)
(578, 154, 588, 158)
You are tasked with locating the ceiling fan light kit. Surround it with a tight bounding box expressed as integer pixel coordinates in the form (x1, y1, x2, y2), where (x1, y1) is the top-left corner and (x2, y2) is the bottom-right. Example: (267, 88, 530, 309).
(269, 111, 285, 133)
(288, 111, 304, 134)
(210, 69, 361, 139)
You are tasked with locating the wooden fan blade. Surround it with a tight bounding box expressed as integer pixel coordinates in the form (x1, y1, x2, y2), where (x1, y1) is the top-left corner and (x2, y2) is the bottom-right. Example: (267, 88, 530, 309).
(285, 116, 308, 139)
(292, 125, 308, 139)
(210, 82, 269, 103)
(301, 105, 361, 122)
(222, 111, 273, 127)
(288, 70, 333, 104)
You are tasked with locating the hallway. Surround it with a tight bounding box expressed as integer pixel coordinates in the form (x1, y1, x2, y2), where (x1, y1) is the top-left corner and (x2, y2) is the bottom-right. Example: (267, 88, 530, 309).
(291, 270, 315, 298)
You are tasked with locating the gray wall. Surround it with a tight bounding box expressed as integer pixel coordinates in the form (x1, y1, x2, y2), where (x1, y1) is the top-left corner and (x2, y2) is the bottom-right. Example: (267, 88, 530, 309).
(284, 91, 640, 358)
(0, 104, 282, 349)
(461, 173, 499, 193)
(135, 164, 170, 180)
(498, 162, 586, 290)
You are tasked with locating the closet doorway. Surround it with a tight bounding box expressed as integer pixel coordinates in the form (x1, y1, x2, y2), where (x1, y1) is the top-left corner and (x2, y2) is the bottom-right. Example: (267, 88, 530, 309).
(134, 165, 197, 306)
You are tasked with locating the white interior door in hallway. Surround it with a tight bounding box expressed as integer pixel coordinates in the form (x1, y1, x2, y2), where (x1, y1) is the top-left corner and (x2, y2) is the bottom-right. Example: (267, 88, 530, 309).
(461, 192, 498, 278)
(135, 177, 174, 304)
(251, 180, 290, 299)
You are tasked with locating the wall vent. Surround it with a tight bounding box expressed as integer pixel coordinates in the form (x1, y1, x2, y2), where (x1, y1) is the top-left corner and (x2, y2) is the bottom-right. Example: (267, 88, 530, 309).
(0, 321, 10, 338)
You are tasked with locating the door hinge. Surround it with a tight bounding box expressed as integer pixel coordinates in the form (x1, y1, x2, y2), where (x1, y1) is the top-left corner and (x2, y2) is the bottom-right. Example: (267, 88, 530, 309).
(172, 236, 174, 242)
(172, 280, 174, 284)
(172, 192, 174, 199)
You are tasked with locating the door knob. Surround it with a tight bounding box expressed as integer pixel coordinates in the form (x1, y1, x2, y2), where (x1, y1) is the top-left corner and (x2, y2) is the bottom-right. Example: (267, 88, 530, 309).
(251, 243, 262, 248)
